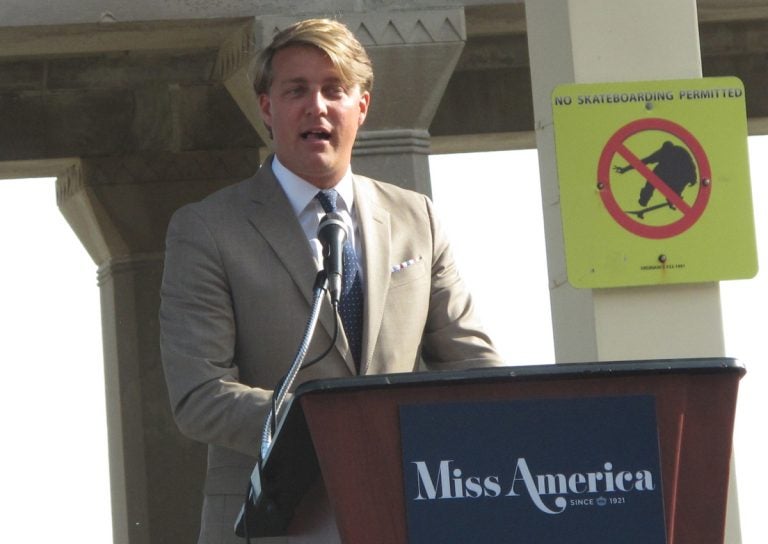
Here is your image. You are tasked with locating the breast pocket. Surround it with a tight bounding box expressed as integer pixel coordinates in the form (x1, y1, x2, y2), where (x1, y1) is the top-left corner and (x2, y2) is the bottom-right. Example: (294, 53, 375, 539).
(389, 259, 427, 288)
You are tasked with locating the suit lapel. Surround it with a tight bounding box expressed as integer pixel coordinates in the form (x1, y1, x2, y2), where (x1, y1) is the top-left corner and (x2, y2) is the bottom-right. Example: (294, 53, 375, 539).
(245, 160, 356, 373)
(245, 165, 319, 300)
(354, 176, 392, 373)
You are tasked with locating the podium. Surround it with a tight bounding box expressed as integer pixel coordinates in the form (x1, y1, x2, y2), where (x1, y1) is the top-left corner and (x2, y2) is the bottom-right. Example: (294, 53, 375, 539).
(237, 357, 744, 543)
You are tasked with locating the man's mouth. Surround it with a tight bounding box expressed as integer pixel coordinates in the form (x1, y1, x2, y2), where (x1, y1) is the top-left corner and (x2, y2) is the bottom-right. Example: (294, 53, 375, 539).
(301, 130, 331, 141)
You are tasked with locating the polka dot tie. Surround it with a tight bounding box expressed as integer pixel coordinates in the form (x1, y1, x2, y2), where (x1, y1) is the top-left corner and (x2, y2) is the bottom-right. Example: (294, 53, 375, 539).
(316, 190, 364, 369)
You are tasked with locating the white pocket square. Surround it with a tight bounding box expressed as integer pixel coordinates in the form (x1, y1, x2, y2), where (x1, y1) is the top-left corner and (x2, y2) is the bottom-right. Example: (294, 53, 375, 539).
(391, 256, 423, 273)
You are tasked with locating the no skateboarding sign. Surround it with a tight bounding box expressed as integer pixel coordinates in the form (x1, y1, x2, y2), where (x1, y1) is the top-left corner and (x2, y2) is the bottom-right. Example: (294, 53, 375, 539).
(552, 77, 757, 288)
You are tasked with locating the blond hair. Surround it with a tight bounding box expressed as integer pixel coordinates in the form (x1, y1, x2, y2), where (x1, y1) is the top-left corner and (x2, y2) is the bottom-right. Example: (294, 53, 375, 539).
(253, 18, 374, 95)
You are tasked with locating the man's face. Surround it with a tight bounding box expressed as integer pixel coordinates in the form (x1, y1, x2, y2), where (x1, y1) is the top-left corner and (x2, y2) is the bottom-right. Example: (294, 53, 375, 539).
(258, 45, 370, 189)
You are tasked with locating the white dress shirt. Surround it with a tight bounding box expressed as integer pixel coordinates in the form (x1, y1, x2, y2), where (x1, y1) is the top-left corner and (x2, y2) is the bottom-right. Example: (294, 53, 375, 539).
(271, 156, 364, 284)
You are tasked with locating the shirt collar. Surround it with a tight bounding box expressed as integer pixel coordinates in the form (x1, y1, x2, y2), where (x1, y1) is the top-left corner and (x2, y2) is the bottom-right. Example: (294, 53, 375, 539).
(271, 155, 355, 216)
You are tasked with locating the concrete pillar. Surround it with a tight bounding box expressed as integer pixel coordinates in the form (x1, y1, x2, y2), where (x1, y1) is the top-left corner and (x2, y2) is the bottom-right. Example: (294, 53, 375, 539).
(351, 9, 466, 195)
(96, 253, 190, 544)
(215, 8, 467, 196)
(525, 0, 740, 541)
(56, 149, 260, 543)
(353, 129, 432, 196)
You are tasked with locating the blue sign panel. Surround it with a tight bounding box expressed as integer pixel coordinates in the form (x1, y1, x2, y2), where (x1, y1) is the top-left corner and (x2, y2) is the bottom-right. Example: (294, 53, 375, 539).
(399, 396, 666, 544)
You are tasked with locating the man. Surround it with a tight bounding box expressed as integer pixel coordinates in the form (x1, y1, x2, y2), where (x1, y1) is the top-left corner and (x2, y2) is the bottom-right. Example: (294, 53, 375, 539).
(159, 18, 502, 544)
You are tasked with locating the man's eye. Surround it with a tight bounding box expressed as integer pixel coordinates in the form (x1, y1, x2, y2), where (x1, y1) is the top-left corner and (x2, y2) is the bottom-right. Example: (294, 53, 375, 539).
(284, 87, 306, 97)
(324, 86, 346, 98)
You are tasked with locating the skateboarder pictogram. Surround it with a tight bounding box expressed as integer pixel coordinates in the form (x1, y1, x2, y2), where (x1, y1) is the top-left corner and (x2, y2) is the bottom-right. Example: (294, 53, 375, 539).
(613, 140, 698, 219)
(597, 118, 711, 240)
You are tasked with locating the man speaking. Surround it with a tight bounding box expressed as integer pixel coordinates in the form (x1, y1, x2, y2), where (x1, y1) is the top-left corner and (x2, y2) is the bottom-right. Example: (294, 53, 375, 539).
(159, 17, 502, 544)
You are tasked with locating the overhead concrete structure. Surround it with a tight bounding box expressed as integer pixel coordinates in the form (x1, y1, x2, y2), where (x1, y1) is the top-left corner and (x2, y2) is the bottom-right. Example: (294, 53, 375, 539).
(1, 0, 762, 542)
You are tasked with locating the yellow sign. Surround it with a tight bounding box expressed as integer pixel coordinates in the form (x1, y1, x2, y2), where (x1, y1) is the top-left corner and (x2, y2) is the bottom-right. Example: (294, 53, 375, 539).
(552, 77, 758, 288)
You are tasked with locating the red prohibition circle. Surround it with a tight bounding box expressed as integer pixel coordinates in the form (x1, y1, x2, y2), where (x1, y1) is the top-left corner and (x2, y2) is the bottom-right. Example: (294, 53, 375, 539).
(597, 118, 711, 239)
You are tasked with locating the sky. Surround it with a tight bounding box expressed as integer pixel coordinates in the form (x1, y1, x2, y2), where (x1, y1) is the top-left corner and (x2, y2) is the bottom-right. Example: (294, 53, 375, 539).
(1, 141, 766, 542)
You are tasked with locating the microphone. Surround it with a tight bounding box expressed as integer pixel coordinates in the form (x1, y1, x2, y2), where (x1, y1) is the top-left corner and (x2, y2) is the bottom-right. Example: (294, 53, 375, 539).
(317, 212, 349, 305)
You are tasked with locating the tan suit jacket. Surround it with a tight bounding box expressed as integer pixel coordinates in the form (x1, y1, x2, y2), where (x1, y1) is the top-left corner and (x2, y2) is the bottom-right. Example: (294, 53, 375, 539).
(159, 157, 502, 543)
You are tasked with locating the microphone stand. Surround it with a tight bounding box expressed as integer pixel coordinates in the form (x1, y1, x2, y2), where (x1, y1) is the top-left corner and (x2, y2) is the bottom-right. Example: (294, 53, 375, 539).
(239, 270, 332, 543)
(260, 269, 329, 460)
(241, 211, 347, 540)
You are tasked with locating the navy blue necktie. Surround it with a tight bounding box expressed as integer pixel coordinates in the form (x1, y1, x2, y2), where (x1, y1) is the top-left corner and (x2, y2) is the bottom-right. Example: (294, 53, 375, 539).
(316, 190, 364, 368)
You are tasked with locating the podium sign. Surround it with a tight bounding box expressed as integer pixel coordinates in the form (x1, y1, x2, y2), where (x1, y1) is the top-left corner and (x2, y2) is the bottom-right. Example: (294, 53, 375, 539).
(400, 396, 666, 544)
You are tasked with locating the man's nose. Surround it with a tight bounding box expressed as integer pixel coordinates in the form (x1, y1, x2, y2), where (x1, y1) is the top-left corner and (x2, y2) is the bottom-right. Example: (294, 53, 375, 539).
(306, 90, 328, 115)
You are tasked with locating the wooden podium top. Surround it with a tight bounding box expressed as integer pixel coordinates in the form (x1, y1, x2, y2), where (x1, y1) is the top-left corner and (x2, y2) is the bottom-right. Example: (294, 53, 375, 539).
(294, 356, 743, 395)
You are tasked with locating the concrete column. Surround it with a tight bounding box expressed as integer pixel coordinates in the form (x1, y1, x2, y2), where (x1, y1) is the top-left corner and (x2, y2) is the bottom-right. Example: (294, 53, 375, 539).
(353, 129, 432, 195)
(56, 149, 260, 543)
(215, 8, 467, 196)
(525, 0, 739, 541)
(97, 253, 200, 544)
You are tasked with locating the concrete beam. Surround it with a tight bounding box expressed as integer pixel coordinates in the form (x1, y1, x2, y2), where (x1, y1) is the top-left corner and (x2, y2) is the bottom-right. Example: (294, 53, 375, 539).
(0, 0, 524, 27)
(4, 2, 768, 178)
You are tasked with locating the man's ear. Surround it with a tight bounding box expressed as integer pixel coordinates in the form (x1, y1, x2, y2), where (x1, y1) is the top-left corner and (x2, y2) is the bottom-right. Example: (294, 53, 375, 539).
(258, 93, 274, 139)
(259, 93, 272, 128)
(358, 91, 371, 127)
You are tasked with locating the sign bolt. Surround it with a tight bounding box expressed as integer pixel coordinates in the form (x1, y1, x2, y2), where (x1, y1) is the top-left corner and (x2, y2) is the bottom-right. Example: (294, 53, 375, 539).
(597, 182, 605, 190)
(658, 254, 668, 264)
(702, 178, 711, 186)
